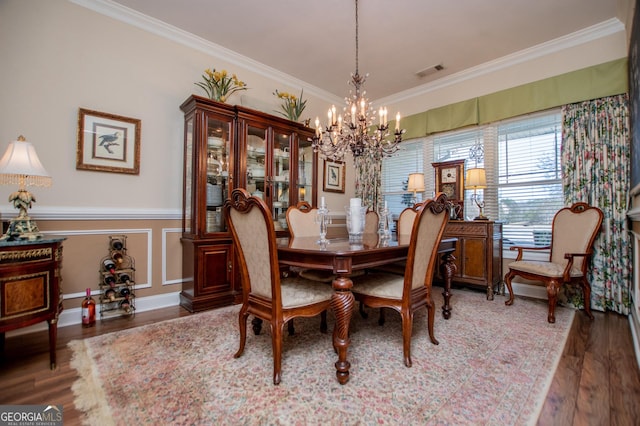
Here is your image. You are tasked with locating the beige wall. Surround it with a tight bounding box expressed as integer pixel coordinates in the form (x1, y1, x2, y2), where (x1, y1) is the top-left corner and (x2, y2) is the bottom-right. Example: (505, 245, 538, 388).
(0, 0, 631, 327)
(36, 219, 183, 308)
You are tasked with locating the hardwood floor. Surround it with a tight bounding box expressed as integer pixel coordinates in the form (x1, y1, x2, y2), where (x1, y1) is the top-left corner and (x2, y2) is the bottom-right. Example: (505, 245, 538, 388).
(1, 304, 639, 425)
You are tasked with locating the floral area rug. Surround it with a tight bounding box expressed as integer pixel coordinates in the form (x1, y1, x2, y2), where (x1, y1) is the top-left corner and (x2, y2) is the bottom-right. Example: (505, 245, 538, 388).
(69, 289, 574, 426)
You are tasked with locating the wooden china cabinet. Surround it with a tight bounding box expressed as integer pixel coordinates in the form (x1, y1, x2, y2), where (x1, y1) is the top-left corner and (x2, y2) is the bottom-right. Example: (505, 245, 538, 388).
(179, 95, 317, 312)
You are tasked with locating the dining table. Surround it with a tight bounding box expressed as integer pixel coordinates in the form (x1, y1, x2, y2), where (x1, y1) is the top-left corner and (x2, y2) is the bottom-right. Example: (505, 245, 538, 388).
(276, 232, 457, 385)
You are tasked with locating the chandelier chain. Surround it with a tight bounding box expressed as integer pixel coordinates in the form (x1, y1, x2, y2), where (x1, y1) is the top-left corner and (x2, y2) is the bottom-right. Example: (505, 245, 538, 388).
(355, 0, 359, 76)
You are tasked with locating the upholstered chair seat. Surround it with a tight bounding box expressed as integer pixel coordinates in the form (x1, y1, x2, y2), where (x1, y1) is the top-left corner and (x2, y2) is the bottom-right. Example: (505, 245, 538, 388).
(506, 260, 583, 278)
(280, 276, 335, 307)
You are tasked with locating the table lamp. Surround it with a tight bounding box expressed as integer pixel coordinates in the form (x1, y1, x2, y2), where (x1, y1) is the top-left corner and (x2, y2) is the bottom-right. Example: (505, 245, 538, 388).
(407, 173, 425, 204)
(0, 136, 52, 240)
(465, 167, 487, 220)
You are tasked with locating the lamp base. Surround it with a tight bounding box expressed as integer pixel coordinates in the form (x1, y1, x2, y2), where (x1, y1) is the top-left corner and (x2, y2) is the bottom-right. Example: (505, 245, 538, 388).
(0, 216, 43, 241)
(473, 215, 489, 221)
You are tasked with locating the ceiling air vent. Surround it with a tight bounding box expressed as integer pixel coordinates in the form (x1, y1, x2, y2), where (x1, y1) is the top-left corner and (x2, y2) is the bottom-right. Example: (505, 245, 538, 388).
(415, 64, 444, 78)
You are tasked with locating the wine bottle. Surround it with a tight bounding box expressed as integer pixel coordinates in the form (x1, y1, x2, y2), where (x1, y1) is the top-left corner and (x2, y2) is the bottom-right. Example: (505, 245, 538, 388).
(110, 238, 124, 251)
(120, 287, 131, 298)
(104, 275, 116, 287)
(81, 288, 96, 327)
(118, 273, 131, 285)
(104, 288, 116, 302)
(120, 298, 132, 313)
(103, 259, 116, 274)
(112, 252, 124, 265)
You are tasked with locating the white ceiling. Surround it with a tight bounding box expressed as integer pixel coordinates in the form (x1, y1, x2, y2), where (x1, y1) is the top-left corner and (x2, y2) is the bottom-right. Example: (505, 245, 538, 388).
(109, 0, 622, 101)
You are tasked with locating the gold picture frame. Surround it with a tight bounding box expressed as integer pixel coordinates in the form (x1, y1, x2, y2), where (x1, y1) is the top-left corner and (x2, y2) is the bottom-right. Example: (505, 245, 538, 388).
(323, 159, 345, 193)
(76, 108, 141, 174)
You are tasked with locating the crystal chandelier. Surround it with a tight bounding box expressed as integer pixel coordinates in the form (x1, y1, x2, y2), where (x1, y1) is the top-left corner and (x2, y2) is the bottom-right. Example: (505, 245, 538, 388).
(312, 0, 405, 162)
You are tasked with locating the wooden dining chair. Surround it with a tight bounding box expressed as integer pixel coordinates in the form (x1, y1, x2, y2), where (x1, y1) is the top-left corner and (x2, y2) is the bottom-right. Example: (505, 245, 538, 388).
(225, 189, 334, 385)
(351, 193, 450, 367)
(286, 201, 336, 284)
(504, 202, 603, 323)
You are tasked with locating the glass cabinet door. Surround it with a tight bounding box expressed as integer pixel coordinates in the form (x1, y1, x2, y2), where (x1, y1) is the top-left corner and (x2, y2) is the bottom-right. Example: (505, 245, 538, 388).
(184, 117, 194, 234)
(272, 130, 292, 228)
(205, 115, 232, 234)
(245, 125, 267, 202)
(298, 137, 314, 204)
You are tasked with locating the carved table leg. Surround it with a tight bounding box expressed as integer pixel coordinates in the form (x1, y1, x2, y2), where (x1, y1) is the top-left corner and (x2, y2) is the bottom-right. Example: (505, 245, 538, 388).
(331, 275, 355, 385)
(440, 253, 457, 320)
(251, 317, 263, 335)
(486, 283, 495, 301)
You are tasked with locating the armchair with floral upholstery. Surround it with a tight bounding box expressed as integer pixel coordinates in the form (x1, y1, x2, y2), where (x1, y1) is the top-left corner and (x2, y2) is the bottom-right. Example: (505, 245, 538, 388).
(504, 202, 603, 323)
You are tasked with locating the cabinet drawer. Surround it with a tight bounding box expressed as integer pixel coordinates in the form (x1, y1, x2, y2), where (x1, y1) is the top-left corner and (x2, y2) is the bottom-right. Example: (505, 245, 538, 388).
(445, 222, 488, 237)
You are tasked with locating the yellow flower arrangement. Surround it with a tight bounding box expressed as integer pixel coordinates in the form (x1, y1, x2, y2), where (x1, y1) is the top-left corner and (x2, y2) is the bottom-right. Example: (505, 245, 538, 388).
(273, 89, 307, 121)
(195, 68, 248, 102)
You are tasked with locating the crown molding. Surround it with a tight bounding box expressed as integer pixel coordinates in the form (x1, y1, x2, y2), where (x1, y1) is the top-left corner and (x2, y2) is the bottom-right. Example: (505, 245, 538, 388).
(69, 1, 624, 110)
(376, 18, 626, 106)
(68, 0, 341, 104)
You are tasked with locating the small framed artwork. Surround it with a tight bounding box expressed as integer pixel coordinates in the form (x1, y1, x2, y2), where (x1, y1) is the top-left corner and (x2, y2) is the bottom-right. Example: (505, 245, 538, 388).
(77, 108, 141, 174)
(323, 159, 345, 193)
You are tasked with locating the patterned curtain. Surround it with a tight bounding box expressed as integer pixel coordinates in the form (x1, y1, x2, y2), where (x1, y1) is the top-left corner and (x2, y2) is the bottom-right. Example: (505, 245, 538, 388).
(561, 94, 632, 315)
(354, 154, 383, 211)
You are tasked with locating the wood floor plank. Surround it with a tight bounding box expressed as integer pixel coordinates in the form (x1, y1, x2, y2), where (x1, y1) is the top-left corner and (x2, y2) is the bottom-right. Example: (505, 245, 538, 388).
(573, 313, 610, 425)
(608, 313, 640, 425)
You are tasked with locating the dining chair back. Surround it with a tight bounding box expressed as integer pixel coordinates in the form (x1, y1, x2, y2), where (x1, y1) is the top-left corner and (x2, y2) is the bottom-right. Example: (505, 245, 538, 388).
(364, 210, 379, 234)
(225, 189, 333, 384)
(397, 202, 423, 236)
(504, 202, 603, 323)
(286, 201, 318, 238)
(351, 192, 450, 367)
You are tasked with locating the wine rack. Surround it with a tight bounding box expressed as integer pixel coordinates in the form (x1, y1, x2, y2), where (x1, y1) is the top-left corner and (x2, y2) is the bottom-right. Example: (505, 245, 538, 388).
(99, 235, 136, 320)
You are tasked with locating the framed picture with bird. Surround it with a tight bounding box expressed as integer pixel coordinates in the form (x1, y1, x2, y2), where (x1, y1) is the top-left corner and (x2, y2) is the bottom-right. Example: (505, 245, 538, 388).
(76, 108, 141, 174)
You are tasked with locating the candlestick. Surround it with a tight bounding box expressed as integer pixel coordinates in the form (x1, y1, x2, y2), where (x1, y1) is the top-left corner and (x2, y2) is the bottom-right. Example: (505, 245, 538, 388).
(315, 203, 331, 244)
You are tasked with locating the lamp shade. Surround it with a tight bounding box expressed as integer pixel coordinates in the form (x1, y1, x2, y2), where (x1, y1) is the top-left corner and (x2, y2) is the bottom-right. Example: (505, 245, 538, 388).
(465, 168, 486, 189)
(407, 173, 425, 192)
(0, 136, 51, 188)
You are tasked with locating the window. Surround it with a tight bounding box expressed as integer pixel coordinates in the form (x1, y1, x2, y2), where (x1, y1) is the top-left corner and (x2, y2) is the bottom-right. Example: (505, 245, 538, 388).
(497, 112, 563, 246)
(381, 110, 563, 249)
(381, 140, 423, 216)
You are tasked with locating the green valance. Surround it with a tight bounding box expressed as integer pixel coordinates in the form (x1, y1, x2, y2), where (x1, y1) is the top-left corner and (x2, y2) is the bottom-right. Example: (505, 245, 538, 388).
(478, 57, 628, 123)
(426, 98, 479, 134)
(405, 57, 628, 136)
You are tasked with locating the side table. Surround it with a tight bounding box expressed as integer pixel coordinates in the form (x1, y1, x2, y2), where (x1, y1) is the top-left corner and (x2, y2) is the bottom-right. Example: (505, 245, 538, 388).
(0, 237, 65, 369)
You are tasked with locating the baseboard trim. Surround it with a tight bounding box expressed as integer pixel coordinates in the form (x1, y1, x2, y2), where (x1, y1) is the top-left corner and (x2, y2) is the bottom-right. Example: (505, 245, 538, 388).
(509, 282, 548, 300)
(6, 291, 182, 337)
